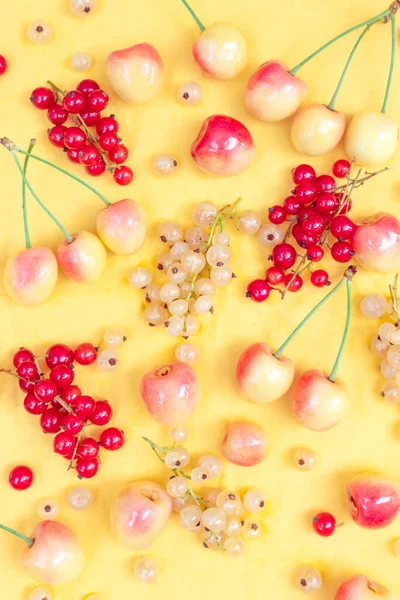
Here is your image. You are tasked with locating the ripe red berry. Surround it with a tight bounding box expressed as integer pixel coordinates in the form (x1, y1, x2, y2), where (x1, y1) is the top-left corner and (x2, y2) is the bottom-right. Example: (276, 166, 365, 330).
(19, 379, 35, 393)
(332, 159, 351, 179)
(63, 90, 86, 114)
(46, 344, 74, 368)
(34, 379, 58, 403)
(310, 269, 330, 287)
(331, 241, 355, 263)
(77, 437, 99, 459)
(79, 144, 100, 166)
(283, 273, 303, 292)
(312, 512, 337, 537)
(109, 144, 128, 164)
(76, 456, 99, 478)
(74, 395, 96, 417)
(316, 174, 336, 193)
(86, 89, 109, 112)
(100, 427, 125, 451)
(90, 400, 113, 426)
(40, 408, 62, 434)
(74, 342, 97, 365)
(47, 104, 68, 125)
(77, 79, 100, 96)
(9, 466, 33, 490)
(292, 224, 317, 249)
(24, 393, 46, 415)
(96, 115, 119, 135)
(48, 125, 67, 148)
(293, 182, 317, 205)
(246, 280, 271, 302)
(85, 160, 106, 176)
(62, 413, 84, 435)
(283, 196, 301, 215)
(266, 266, 285, 285)
(30, 87, 56, 110)
(113, 165, 133, 185)
(301, 213, 326, 237)
(79, 110, 101, 126)
(272, 243, 297, 270)
(268, 205, 287, 225)
(64, 127, 87, 150)
(50, 364, 74, 388)
(292, 164, 316, 184)
(67, 148, 80, 163)
(61, 385, 82, 406)
(17, 361, 39, 381)
(315, 192, 339, 215)
(307, 245, 324, 262)
(99, 131, 119, 151)
(13, 348, 34, 368)
(330, 215, 356, 240)
(0, 54, 8, 75)
(338, 197, 352, 214)
(53, 431, 76, 456)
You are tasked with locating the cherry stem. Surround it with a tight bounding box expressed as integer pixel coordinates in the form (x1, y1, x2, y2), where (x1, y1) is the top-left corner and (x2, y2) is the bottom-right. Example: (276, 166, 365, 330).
(179, 0, 205, 31)
(0, 524, 33, 546)
(328, 278, 352, 382)
(289, 9, 390, 75)
(22, 140, 35, 249)
(381, 14, 397, 113)
(11, 151, 73, 243)
(328, 24, 372, 110)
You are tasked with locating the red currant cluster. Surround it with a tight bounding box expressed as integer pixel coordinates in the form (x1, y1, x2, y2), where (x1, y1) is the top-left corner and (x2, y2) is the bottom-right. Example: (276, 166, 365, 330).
(247, 159, 360, 302)
(9, 343, 124, 479)
(30, 79, 133, 186)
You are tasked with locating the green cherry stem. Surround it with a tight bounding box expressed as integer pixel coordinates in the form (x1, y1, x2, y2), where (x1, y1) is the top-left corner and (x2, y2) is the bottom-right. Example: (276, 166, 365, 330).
(381, 14, 397, 114)
(11, 152, 73, 243)
(0, 524, 33, 546)
(327, 24, 372, 111)
(289, 9, 390, 75)
(179, 0, 206, 31)
(328, 278, 352, 382)
(22, 139, 36, 249)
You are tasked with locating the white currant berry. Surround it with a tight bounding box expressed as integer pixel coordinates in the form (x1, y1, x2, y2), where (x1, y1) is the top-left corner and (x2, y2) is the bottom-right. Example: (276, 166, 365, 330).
(183, 314, 200, 337)
(97, 349, 120, 372)
(390, 328, 400, 345)
(70, 0, 97, 17)
(224, 536, 246, 557)
(27, 21, 52, 44)
(370, 335, 389, 357)
(242, 517, 261, 539)
(167, 263, 188, 284)
(243, 489, 266, 513)
(191, 466, 208, 484)
(178, 81, 202, 106)
(37, 499, 59, 520)
(197, 455, 221, 479)
(166, 316, 184, 337)
(67, 486, 93, 511)
(210, 265, 232, 287)
(202, 487, 223, 507)
(201, 507, 226, 532)
(224, 516, 242, 537)
(180, 505, 202, 529)
(381, 381, 400, 402)
(129, 267, 152, 288)
(168, 427, 189, 443)
(193, 202, 217, 227)
(378, 322, 396, 343)
(158, 222, 184, 244)
(71, 52, 92, 71)
(167, 476, 189, 498)
(180, 250, 206, 275)
(157, 251, 174, 272)
(387, 345, 400, 369)
(179, 281, 191, 298)
(237, 210, 261, 234)
(293, 448, 316, 471)
(159, 282, 180, 304)
(134, 556, 158, 583)
(200, 527, 224, 549)
(206, 243, 232, 268)
(154, 154, 179, 176)
(172, 495, 194, 513)
(294, 566, 322, 593)
(144, 283, 161, 304)
(194, 277, 216, 296)
(29, 588, 54, 600)
(143, 303, 168, 326)
(175, 343, 199, 364)
(216, 491, 242, 515)
(360, 294, 388, 319)
(380, 358, 398, 380)
(169, 241, 189, 260)
(185, 226, 208, 248)
(194, 295, 213, 315)
(257, 223, 284, 248)
(169, 299, 188, 317)
(103, 327, 126, 349)
(212, 231, 230, 246)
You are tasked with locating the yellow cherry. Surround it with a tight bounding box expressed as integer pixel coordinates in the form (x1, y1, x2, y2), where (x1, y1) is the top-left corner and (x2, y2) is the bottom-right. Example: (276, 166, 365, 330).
(3, 247, 58, 306)
(290, 103, 346, 156)
(193, 22, 247, 79)
(344, 111, 398, 166)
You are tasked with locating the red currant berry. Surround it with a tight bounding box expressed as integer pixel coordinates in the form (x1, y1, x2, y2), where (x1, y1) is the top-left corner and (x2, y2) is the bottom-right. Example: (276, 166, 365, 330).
(100, 427, 125, 451)
(48, 125, 67, 148)
(40, 408, 62, 434)
(24, 393, 46, 415)
(312, 512, 336, 537)
(283, 196, 301, 215)
(76, 456, 100, 478)
(74, 342, 97, 365)
(293, 182, 317, 205)
(19, 379, 35, 393)
(0, 54, 8, 75)
(90, 400, 113, 426)
(272, 243, 297, 270)
(330, 215, 356, 240)
(77, 79, 100, 95)
(62, 413, 84, 435)
(268, 205, 287, 225)
(34, 379, 58, 403)
(61, 385, 82, 406)
(307, 245, 324, 262)
(85, 159, 106, 176)
(332, 159, 351, 179)
(46, 344, 74, 368)
(283, 273, 303, 292)
(79, 144, 101, 166)
(79, 110, 101, 126)
(47, 104, 68, 125)
(315, 192, 339, 215)
(62, 446, 75, 460)
(298, 206, 317, 221)
(86, 89, 109, 112)
(53, 431, 76, 456)
(63, 90, 86, 114)
(77, 437, 99, 459)
(13, 348, 34, 368)
(113, 165, 133, 186)
(331, 241, 355, 263)
(74, 395, 96, 417)
(246, 280, 271, 302)
(292, 164, 316, 184)
(99, 131, 119, 151)
(9, 466, 33, 490)
(310, 269, 330, 287)
(30, 87, 56, 110)
(109, 144, 128, 164)
(338, 198, 353, 214)
(17, 361, 39, 381)
(64, 127, 87, 150)
(266, 266, 285, 285)
(292, 225, 317, 249)
(96, 115, 119, 135)
(316, 174, 336, 193)
(50, 364, 74, 388)
(67, 148, 80, 163)
(301, 214, 326, 237)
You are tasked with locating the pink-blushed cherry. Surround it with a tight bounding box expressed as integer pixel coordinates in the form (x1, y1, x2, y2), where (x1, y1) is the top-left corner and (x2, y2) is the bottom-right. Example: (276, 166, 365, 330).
(245, 61, 307, 122)
(140, 362, 200, 426)
(221, 421, 268, 466)
(190, 114, 255, 176)
(346, 474, 400, 529)
(334, 575, 393, 599)
(3, 247, 58, 306)
(192, 22, 247, 79)
(345, 111, 398, 166)
(111, 480, 172, 549)
(352, 212, 400, 273)
(56, 231, 107, 283)
(96, 199, 146, 255)
(9, 465, 34, 490)
(106, 43, 164, 104)
(290, 104, 346, 156)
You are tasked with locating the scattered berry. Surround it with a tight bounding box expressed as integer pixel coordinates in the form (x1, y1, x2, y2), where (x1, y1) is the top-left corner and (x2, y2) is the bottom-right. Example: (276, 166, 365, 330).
(100, 427, 124, 451)
(9, 466, 34, 490)
(312, 512, 337, 537)
(332, 159, 351, 178)
(246, 280, 271, 302)
(310, 270, 330, 287)
(30, 87, 56, 110)
(74, 342, 97, 365)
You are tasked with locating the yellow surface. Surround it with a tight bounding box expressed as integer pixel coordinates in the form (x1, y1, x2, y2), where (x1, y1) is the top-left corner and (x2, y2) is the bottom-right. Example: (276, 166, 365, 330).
(0, 0, 400, 598)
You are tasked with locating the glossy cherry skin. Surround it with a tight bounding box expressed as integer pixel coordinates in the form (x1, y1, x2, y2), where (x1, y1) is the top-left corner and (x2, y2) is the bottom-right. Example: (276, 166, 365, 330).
(352, 212, 400, 273)
(96, 199, 146, 255)
(290, 104, 346, 156)
(346, 474, 400, 529)
(345, 111, 399, 166)
(77, 79, 100, 95)
(3, 247, 58, 307)
(24, 394, 46, 415)
(334, 575, 392, 599)
(74, 395, 96, 418)
(193, 22, 247, 80)
(30, 87, 56, 110)
(222, 421, 268, 466)
(56, 231, 107, 283)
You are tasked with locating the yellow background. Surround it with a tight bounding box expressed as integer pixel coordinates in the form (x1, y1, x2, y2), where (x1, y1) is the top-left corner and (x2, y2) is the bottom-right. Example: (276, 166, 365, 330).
(0, 0, 400, 598)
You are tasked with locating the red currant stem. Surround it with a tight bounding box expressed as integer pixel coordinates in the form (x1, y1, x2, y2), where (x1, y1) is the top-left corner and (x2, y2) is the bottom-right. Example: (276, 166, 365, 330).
(334, 166, 392, 193)
(389, 273, 400, 322)
(283, 218, 296, 242)
(68, 431, 82, 471)
(179, 0, 206, 31)
(328, 278, 352, 382)
(22, 140, 36, 249)
(289, 9, 390, 75)
(55, 396, 74, 414)
(0, 368, 20, 380)
(11, 151, 73, 243)
(281, 252, 308, 299)
(381, 14, 396, 113)
(327, 24, 372, 111)
(0, 524, 33, 547)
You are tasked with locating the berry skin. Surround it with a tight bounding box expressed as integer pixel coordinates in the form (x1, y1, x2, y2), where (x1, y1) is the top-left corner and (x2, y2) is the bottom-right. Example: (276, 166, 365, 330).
(13, 348, 34, 368)
(34, 379, 58, 403)
(100, 427, 125, 451)
(96, 115, 119, 135)
(332, 159, 351, 178)
(48, 125, 67, 148)
(62, 413, 84, 435)
(315, 192, 339, 215)
(77, 438, 99, 459)
(74, 395, 96, 417)
(17, 361, 39, 381)
(74, 342, 97, 365)
(108, 144, 128, 164)
(40, 408, 62, 434)
(64, 127, 87, 150)
(90, 400, 112, 426)
(310, 269, 330, 287)
(339, 197, 352, 214)
(266, 266, 284, 285)
(19, 379, 35, 393)
(113, 165, 133, 185)
(306, 245, 324, 262)
(47, 104, 68, 125)
(246, 280, 271, 302)
(0, 54, 8, 74)
(61, 385, 82, 406)
(268, 205, 287, 225)
(292, 164, 316, 184)
(312, 512, 336, 537)
(77, 79, 100, 95)
(24, 393, 46, 415)
(99, 131, 119, 151)
(85, 160, 106, 176)
(86, 89, 109, 112)
(272, 243, 297, 270)
(76, 457, 99, 479)
(46, 344, 74, 368)
(329, 215, 356, 240)
(331, 241, 355, 263)
(30, 87, 56, 109)
(53, 431, 76, 456)
(301, 214, 325, 237)
(293, 182, 317, 205)
(283, 196, 301, 215)
(315, 174, 336, 193)
(9, 466, 33, 490)
(283, 273, 303, 292)
(67, 148, 80, 163)
(63, 90, 86, 114)
(292, 224, 317, 249)
(79, 109, 101, 126)
(50, 364, 74, 388)
(79, 144, 101, 166)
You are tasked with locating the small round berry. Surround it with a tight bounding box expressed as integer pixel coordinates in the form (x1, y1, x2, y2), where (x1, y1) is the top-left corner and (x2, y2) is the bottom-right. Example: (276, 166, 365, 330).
(67, 148, 80, 163)
(30, 87, 56, 110)
(292, 164, 316, 184)
(284, 195, 301, 215)
(243, 489, 266, 513)
(216, 491, 242, 515)
(293, 182, 317, 204)
(175, 343, 199, 364)
(201, 508, 226, 533)
(294, 566, 322, 593)
(54, 431, 76, 456)
(90, 400, 113, 426)
(331, 241, 355, 263)
(180, 505, 202, 529)
(63, 90, 86, 114)
(332, 159, 351, 178)
(62, 413, 84, 435)
(315, 192, 339, 215)
(97, 349, 120, 372)
(96, 115, 118, 135)
(61, 385, 81, 406)
(29, 587, 54, 600)
(27, 21, 52, 44)
(168, 427, 189, 443)
(76, 457, 99, 479)
(99, 131, 119, 152)
(283, 273, 303, 292)
(109, 144, 128, 164)
(315, 174, 336, 193)
(166, 476, 189, 498)
(85, 159, 106, 176)
(237, 210, 261, 235)
(153, 154, 179, 176)
(134, 556, 158, 583)
(64, 127, 87, 150)
(0, 54, 8, 75)
(17, 360, 39, 381)
(78, 144, 100, 166)
(198, 455, 221, 479)
(190, 466, 208, 483)
(78, 438, 99, 459)
(301, 213, 325, 236)
(77, 79, 100, 95)
(178, 81, 202, 106)
(40, 408, 62, 434)
(24, 393, 46, 415)
(129, 267, 152, 288)
(19, 378, 35, 393)
(100, 427, 124, 451)
(330, 215, 356, 240)
(272, 243, 297, 270)
(9, 465, 34, 490)
(293, 448, 316, 471)
(68, 485, 93, 510)
(243, 517, 262, 539)
(74, 395, 96, 417)
(74, 342, 97, 365)
(103, 327, 127, 349)
(34, 379, 58, 403)
(246, 280, 271, 302)
(268, 205, 287, 224)
(48, 125, 67, 148)
(70, 0, 97, 16)
(312, 512, 336, 537)
(37, 499, 59, 520)
(46, 344, 74, 368)
(310, 269, 330, 287)
(47, 104, 68, 125)
(266, 266, 285, 285)
(71, 52, 92, 71)
(50, 364, 74, 388)
(360, 294, 388, 319)
(306, 245, 324, 262)
(224, 536, 246, 557)
(79, 109, 101, 126)
(113, 165, 133, 185)
(86, 89, 109, 112)
(13, 348, 34, 368)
